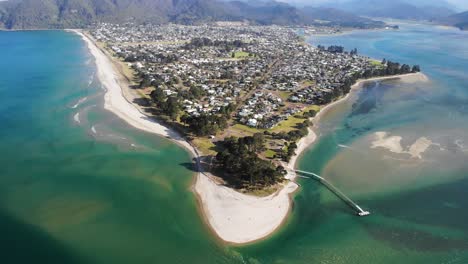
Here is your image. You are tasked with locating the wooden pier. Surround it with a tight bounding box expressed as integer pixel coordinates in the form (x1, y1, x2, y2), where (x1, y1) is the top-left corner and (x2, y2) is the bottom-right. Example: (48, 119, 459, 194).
(295, 170, 370, 217)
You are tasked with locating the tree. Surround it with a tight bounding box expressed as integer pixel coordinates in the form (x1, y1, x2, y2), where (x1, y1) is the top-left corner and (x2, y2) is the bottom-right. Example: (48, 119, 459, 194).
(184, 114, 228, 136)
(163, 97, 180, 120)
(216, 136, 283, 187)
(189, 85, 204, 99)
(252, 133, 265, 152)
(150, 88, 166, 106)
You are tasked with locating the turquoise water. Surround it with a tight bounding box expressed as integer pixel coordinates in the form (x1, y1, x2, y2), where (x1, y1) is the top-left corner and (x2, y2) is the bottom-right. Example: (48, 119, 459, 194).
(0, 31, 238, 264)
(238, 23, 468, 263)
(1, 23, 468, 263)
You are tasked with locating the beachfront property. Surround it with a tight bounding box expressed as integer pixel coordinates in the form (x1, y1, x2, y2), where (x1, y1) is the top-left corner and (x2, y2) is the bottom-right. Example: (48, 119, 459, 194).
(90, 23, 381, 129)
(87, 23, 418, 178)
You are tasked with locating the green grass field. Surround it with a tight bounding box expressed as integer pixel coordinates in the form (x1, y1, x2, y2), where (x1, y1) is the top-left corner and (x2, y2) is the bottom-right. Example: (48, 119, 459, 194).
(192, 138, 217, 156)
(264, 149, 276, 159)
(231, 124, 264, 135)
(371, 59, 383, 66)
(231, 51, 251, 58)
(269, 115, 305, 133)
(269, 105, 320, 133)
(278, 91, 292, 101)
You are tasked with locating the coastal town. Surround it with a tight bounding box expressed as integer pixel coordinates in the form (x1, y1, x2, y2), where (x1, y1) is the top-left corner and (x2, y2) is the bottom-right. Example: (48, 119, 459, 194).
(88, 22, 420, 192)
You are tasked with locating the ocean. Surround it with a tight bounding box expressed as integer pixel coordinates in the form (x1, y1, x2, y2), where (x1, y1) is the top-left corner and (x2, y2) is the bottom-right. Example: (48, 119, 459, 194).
(1, 22, 468, 263)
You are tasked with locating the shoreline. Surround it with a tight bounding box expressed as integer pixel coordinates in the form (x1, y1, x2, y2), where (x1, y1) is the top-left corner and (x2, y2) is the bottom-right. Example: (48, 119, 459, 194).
(69, 28, 427, 245)
(314, 72, 428, 124)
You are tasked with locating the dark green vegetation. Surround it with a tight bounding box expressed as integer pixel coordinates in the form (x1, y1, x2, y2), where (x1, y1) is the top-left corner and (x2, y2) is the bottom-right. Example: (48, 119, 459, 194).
(356, 59, 421, 80)
(0, 0, 386, 29)
(183, 37, 246, 50)
(216, 134, 285, 188)
(182, 114, 229, 136)
(313, 45, 421, 106)
(149, 86, 233, 136)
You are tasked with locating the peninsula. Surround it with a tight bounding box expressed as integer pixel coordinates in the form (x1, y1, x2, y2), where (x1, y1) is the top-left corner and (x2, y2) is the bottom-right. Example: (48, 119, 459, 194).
(70, 23, 423, 244)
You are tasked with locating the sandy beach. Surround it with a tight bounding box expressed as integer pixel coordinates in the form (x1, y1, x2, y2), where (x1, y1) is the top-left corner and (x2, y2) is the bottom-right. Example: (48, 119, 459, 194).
(71, 28, 428, 244)
(313, 72, 428, 124)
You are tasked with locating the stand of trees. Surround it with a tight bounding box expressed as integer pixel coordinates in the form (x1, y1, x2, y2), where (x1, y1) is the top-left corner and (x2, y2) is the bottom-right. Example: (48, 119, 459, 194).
(359, 60, 420, 79)
(150, 86, 236, 136)
(313, 59, 422, 107)
(318, 45, 354, 54)
(181, 114, 228, 136)
(150, 88, 181, 120)
(216, 135, 285, 187)
(184, 37, 246, 51)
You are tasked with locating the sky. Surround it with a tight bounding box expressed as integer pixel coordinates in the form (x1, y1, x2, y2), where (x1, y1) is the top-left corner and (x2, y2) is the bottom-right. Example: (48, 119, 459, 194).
(449, 0, 468, 9)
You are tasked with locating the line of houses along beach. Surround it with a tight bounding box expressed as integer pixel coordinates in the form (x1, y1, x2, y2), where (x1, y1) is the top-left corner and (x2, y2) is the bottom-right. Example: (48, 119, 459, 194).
(91, 22, 383, 129)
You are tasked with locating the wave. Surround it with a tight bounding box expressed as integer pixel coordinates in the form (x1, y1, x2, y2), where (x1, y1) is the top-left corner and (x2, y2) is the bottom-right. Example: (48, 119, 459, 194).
(87, 74, 95, 87)
(91, 125, 97, 134)
(454, 139, 467, 152)
(73, 112, 80, 124)
(71, 97, 88, 109)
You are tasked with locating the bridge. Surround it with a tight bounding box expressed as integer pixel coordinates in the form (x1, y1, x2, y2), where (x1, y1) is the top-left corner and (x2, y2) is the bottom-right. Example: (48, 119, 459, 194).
(295, 170, 370, 217)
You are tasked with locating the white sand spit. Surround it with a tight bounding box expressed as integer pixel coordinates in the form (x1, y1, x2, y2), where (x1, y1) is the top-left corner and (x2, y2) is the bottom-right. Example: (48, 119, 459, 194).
(70, 29, 306, 244)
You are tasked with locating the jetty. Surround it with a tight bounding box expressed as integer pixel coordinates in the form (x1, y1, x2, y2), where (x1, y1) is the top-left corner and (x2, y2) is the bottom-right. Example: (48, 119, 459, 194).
(295, 170, 370, 217)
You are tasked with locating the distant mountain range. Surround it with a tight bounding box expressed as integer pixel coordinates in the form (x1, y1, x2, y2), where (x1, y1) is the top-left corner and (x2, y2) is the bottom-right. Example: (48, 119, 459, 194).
(0, 0, 384, 29)
(439, 11, 468, 30)
(321, 0, 456, 21)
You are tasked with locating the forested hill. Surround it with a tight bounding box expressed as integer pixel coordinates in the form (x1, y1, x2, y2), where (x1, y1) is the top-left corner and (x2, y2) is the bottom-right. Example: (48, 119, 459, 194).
(323, 0, 455, 21)
(440, 11, 468, 30)
(0, 0, 385, 29)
